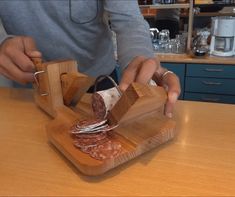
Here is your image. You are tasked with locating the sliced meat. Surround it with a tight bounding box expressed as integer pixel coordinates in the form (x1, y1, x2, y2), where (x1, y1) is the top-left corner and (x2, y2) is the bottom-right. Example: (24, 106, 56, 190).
(88, 140, 122, 160)
(92, 93, 106, 120)
(70, 116, 122, 160)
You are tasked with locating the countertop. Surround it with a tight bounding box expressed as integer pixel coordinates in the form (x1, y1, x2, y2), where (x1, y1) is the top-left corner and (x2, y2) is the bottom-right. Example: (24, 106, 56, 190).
(1, 87, 235, 196)
(157, 53, 235, 65)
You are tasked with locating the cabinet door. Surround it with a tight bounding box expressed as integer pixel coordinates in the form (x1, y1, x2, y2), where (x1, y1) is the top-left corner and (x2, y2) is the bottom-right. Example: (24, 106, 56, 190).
(185, 77, 235, 95)
(162, 63, 185, 99)
(185, 63, 235, 104)
(187, 64, 235, 79)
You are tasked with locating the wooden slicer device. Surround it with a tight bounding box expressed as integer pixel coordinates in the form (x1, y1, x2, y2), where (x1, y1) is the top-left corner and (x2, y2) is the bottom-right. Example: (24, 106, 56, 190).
(33, 58, 176, 176)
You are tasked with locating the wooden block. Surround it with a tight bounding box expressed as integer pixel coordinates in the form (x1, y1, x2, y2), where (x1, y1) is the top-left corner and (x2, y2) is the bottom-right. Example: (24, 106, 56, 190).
(108, 83, 167, 125)
(61, 72, 95, 106)
(34, 59, 78, 117)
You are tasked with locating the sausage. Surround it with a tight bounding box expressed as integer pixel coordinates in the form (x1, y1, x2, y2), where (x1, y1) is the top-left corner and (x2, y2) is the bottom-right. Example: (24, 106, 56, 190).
(92, 87, 121, 119)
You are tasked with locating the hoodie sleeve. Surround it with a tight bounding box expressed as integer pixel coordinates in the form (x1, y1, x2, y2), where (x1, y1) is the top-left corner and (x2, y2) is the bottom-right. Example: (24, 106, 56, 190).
(0, 19, 13, 45)
(103, 0, 154, 71)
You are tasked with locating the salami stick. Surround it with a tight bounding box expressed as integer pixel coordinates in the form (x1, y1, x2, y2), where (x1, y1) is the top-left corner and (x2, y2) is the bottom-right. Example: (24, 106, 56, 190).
(92, 87, 121, 119)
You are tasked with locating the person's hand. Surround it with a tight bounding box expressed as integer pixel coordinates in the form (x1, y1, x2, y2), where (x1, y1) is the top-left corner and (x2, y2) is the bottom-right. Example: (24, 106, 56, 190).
(119, 56, 181, 118)
(0, 36, 41, 84)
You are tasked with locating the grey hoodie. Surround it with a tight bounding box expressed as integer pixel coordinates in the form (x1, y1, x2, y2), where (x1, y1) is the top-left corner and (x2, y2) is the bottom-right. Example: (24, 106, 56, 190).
(0, 0, 154, 77)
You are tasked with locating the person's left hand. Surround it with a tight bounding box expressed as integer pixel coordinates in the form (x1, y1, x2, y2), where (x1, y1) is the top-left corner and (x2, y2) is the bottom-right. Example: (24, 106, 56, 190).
(119, 56, 181, 118)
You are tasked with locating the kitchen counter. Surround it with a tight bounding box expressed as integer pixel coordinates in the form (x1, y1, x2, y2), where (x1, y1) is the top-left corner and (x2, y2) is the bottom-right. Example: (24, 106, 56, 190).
(157, 53, 235, 65)
(1, 87, 235, 196)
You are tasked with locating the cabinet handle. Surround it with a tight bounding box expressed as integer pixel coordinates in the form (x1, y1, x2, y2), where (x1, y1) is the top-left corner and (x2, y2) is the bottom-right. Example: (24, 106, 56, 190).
(204, 68, 223, 72)
(202, 81, 222, 86)
(201, 97, 220, 102)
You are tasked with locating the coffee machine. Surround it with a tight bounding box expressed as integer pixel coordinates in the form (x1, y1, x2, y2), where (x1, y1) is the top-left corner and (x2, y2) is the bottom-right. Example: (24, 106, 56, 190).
(210, 16, 235, 57)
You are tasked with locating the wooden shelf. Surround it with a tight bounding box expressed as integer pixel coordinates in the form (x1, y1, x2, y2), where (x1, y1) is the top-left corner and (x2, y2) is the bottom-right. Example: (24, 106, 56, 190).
(140, 7, 157, 17)
(181, 12, 235, 17)
(140, 2, 193, 51)
(139, 3, 190, 9)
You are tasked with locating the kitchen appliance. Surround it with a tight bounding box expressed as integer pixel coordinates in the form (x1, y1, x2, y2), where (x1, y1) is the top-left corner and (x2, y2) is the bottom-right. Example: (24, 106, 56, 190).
(192, 28, 211, 57)
(210, 16, 235, 57)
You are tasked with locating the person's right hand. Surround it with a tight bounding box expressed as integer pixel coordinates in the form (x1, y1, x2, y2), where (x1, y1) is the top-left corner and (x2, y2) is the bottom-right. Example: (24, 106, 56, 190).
(0, 36, 42, 84)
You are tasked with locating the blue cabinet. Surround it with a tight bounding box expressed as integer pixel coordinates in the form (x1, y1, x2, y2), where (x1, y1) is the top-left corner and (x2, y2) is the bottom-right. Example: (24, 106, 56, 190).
(186, 64, 235, 79)
(185, 77, 235, 95)
(161, 63, 185, 99)
(185, 63, 235, 104)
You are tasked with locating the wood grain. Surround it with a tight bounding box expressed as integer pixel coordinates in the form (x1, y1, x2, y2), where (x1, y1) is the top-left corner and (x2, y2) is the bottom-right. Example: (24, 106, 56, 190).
(34, 59, 78, 117)
(61, 72, 94, 106)
(1, 88, 235, 196)
(46, 105, 176, 175)
(46, 83, 175, 175)
(108, 83, 167, 125)
(32, 59, 175, 175)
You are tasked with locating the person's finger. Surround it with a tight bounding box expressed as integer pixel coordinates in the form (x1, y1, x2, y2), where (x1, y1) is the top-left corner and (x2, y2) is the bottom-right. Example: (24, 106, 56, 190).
(1, 56, 34, 84)
(162, 73, 181, 118)
(1, 37, 41, 72)
(23, 36, 40, 55)
(6, 48, 36, 72)
(135, 58, 159, 84)
(164, 91, 178, 118)
(0, 66, 14, 81)
(22, 36, 42, 66)
(162, 72, 181, 95)
(27, 50, 42, 58)
(119, 56, 146, 91)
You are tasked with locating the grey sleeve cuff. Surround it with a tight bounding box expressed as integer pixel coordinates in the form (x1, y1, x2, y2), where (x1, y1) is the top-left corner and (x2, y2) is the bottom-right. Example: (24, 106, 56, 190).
(0, 20, 14, 44)
(0, 35, 14, 45)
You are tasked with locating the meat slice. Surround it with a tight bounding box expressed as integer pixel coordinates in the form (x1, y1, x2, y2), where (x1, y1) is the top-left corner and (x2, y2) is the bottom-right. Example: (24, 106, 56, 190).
(70, 114, 122, 160)
(88, 140, 122, 160)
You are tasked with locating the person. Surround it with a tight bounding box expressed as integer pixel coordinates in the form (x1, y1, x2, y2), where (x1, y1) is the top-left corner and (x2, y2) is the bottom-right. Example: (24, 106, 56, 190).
(155, 9, 180, 39)
(0, 0, 180, 118)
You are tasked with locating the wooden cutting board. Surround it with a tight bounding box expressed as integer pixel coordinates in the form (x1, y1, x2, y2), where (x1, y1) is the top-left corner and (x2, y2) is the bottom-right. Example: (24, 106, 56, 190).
(46, 89, 176, 176)
(34, 59, 176, 176)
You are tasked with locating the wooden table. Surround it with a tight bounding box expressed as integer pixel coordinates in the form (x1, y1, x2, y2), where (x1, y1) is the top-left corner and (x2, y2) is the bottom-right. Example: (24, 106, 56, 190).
(1, 88, 235, 196)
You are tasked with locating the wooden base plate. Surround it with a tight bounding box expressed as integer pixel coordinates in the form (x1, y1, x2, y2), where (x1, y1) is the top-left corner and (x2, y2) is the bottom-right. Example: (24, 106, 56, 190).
(46, 105, 176, 176)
